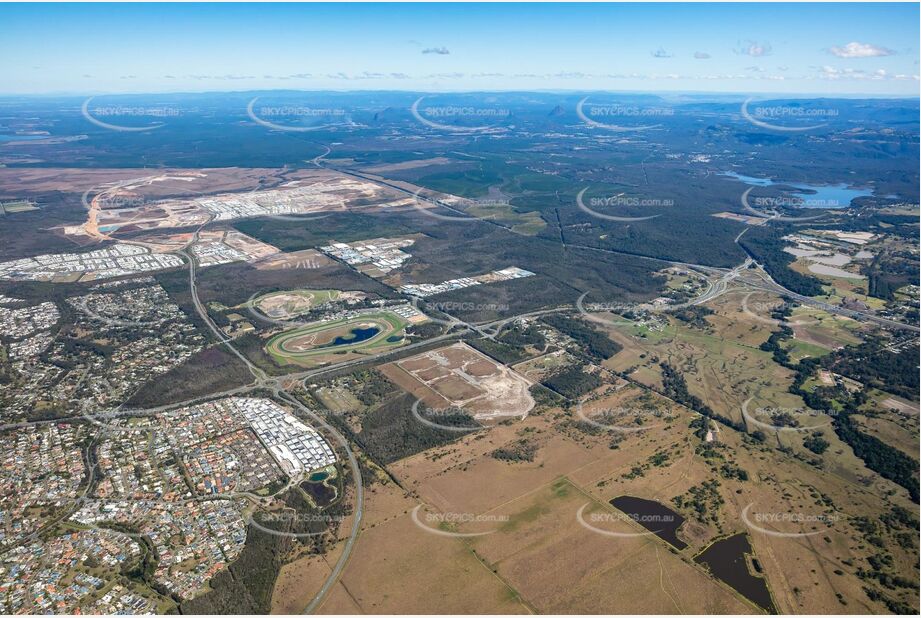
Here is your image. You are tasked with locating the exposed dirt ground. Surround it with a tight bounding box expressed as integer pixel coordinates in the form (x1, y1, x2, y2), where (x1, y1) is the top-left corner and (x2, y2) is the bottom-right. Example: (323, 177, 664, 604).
(381, 342, 534, 420)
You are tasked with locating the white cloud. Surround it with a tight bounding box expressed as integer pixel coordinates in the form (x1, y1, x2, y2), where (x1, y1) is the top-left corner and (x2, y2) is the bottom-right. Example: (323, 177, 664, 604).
(422, 72, 465, 79)
(325, 71, 398, 80)
(735, 41, 772, 57)
(422, 47, 450, 55)
(828, 42, 894, 58)
(694, 51, 711, 59)
(187, 74, 254, 80)
(815, 65, 915, 81)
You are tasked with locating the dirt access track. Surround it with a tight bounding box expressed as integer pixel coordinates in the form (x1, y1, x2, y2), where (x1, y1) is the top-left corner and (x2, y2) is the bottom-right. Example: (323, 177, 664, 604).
(380, 341, 535, 421)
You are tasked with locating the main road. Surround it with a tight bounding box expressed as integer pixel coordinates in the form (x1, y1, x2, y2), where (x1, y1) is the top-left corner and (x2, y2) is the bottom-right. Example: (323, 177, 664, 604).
(181, 227, 365, 615)
(744, 269, 920, 333)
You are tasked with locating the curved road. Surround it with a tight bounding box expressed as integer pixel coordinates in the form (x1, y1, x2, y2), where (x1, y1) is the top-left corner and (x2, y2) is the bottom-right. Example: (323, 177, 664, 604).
(181, 229, 364, 614)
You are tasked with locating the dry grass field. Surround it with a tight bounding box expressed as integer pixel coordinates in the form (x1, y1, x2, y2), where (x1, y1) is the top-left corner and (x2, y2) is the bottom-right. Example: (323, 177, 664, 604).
(290, 286, 917, 615)
(600, 291, 810, 426)
(598, 291, 872, 429)
(298, 374, 918, 614)
(306, 389, 759, 614)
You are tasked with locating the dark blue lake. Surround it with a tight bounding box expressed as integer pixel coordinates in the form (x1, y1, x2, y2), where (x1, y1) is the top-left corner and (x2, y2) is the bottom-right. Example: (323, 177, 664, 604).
(721, 171, 873, 209)
(695, 532, 775, 612)
(326, 326, 380, 347)
(610, 495, 688, 550)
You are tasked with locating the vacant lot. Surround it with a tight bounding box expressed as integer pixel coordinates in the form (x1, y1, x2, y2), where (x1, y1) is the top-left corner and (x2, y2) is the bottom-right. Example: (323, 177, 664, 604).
(252, 289, 340, 319)
(306, 476, 530, 615)
(381, 342, 534, 420)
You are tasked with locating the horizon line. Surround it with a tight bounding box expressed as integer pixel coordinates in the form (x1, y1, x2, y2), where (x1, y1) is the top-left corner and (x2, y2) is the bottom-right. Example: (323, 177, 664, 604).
(2, 88, 919, 100)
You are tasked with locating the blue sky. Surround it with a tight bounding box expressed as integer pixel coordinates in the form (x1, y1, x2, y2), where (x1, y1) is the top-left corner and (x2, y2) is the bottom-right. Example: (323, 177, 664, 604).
(1, 2, 918, 96)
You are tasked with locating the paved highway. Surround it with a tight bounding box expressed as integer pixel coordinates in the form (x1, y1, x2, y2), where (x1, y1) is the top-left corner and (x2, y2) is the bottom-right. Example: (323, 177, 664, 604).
(181, 229, 365, 614)
(745, 269, 920, 333)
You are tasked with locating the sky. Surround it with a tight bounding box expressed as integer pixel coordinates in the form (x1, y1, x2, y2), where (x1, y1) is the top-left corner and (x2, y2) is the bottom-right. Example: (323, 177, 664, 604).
(1, 2, 919, 96)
